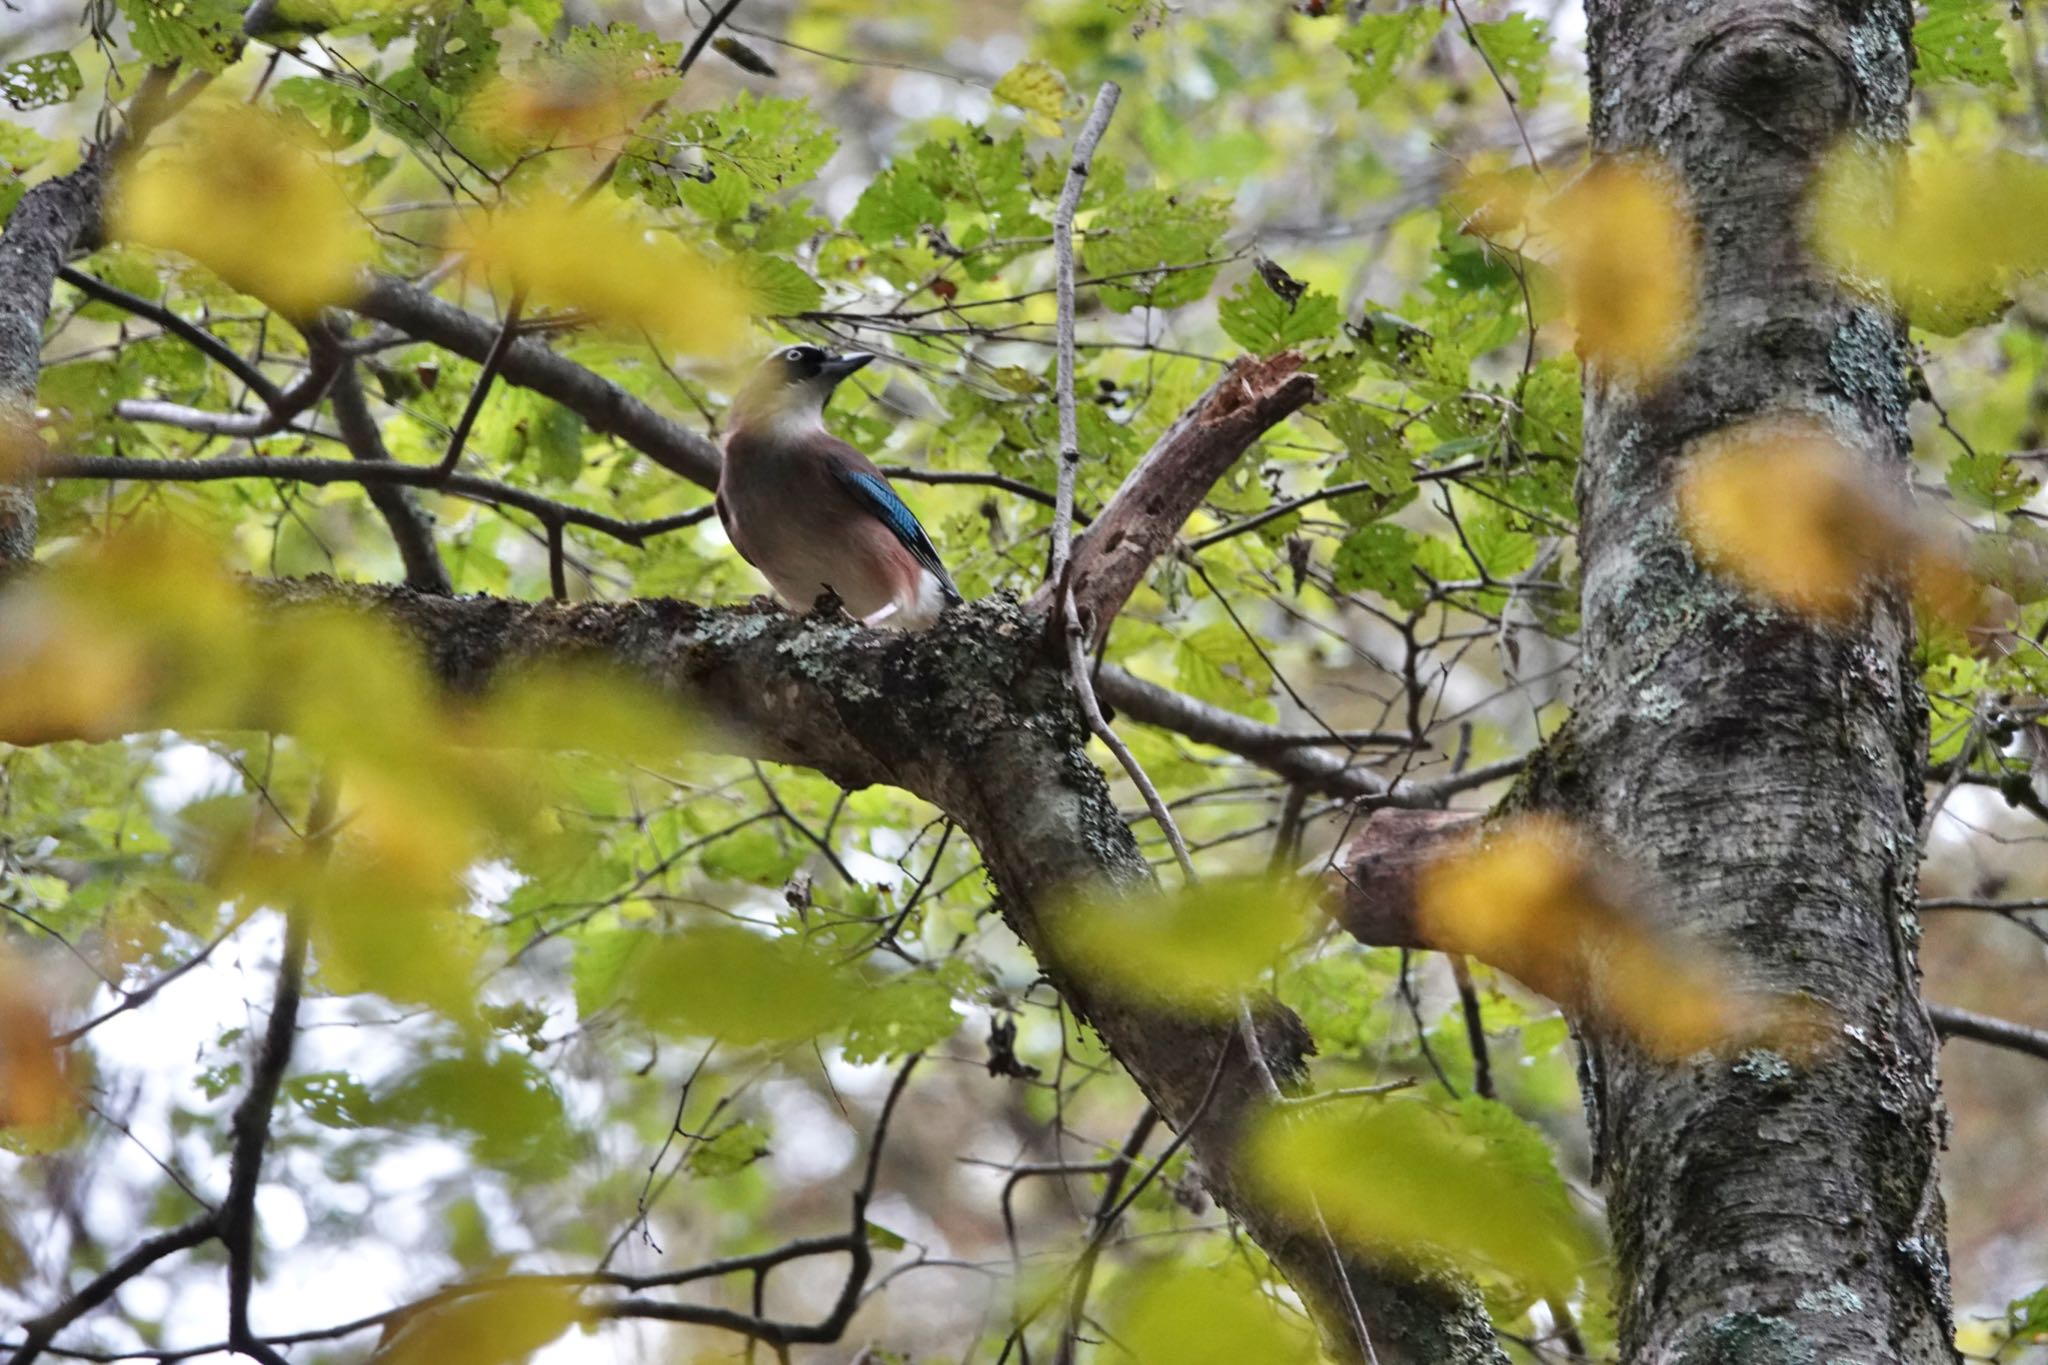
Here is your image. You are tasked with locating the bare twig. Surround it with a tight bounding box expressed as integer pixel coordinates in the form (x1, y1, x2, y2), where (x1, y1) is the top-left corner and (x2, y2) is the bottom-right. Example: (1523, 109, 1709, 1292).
(435, 291, 525, 478)
(1063, 587, 1192, 880)
(43, 454, 710, 546)
(113, 345, 341, 437)
(1047, 82, 1122, 590)
(1929, 1003, 2048, 1063)
(57, 267, 284, 408)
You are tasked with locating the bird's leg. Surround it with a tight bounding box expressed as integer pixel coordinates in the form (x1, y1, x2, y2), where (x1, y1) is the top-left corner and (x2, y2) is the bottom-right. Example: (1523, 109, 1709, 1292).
(862, 601, 901, 627)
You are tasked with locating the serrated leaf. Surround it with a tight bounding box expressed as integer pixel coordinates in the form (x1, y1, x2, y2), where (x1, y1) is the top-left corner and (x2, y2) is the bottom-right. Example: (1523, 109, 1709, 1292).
(1333, 523, 1422, 608)
(844, 158, 945, 242)
(1915, 0, 2014, 88)
(738, 253, 825, 315)
(1173, 622, 1275, 718)
(1466, 14, 1550, 104)
(119, 0, 244, 73)
(1947, 450, 2041, 513)
(377, 1052, 575, 1176)
(1336, 8, 1445, 106)
(531, 401, 585, 485)
(1087, 189, 1230, 313)
(993, 59, 1076, 135)
(0, 53, 83, 112)
(1216, 276, 1341, 353)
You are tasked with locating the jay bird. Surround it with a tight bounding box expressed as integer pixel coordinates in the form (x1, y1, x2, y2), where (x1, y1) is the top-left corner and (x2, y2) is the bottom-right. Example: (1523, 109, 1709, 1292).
(718, 346, 962, 630)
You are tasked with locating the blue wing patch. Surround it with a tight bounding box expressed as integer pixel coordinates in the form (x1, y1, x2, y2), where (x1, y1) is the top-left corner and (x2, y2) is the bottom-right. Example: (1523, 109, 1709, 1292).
(836, 467, 962, 602)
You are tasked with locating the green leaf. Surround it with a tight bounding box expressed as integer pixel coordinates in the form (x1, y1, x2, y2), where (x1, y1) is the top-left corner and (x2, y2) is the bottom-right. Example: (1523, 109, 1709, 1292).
(285, 1071, 372, 1128)
(738, 253, 825, 315)
(672, 92, 837, 227)
(844, 158, 946, 243)
(1466, 14, 1550, 104)
(1947, 450, 2041, 513)
(119, 0, 244, 72)
(1087, 189, 1231, 313)
(1333, 524, 1423, 608)
(0, 52, 83, 112)
(1244, 1097, 1595, 1296)
(530, 401, 585, 485)
(687, 1119, 770, 1177)
(270, 76, 372, 149)
(1053, 877, 1314, 1017)
(864, 1220, 908, 1251)
(841, 968, 964, 1063)
(1336, 8, 1445, 106)
(1323, 401, 1417, 521)
(618, 924, 863, 1046)
(700, 824, 804, 886)
(1216, 276, 1342, 353)
(378, 1052, 576, 1176)
(1174, 622, 1275, 719)
(1915, 0, 2014, 88)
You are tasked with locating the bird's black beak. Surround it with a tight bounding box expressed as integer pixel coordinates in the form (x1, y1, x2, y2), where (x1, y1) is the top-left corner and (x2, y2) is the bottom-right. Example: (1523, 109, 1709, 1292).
(818, 351, 876, 382)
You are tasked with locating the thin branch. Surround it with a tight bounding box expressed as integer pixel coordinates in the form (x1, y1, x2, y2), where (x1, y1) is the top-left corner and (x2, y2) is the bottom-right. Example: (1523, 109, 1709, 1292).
(328, 359, 454, 593)
(1056, 1107, 1159, 1365)
(219, 911, 308, 1365)
(351, 275, 723, 487)
(6, 1219, 219, 1365)
(1047, 82, 1122, 590)
(42, 454, 710, 547)
(1064, 587, 1193, 880)
(113, 345, 340, 438)
(1929, 1003, 2048, 1063)
(57, 267, 284, 408)
(572, 0, 747, 206)
(435, 291, 525, 478)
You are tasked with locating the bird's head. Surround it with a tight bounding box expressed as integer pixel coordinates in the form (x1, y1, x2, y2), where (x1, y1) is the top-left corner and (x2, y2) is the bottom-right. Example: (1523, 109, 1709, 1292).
(730, 345, 874, 436)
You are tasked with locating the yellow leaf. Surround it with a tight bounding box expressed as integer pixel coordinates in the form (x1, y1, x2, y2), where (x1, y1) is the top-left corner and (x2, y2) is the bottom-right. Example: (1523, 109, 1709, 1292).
(1416, 815, 1821, 1058)
(448, 196, 751, 355)
(373, 1284, 588, 1365)
(468, 65, 642, 159)
(1535, 159, 1695, 377)
(1102, 1258, 1319, 1365)
(1677, 418, 1972, 624)
(0, 955, 73, 1133)
(1243, 1099, 1596, 1297)
(1450, 152, 1539, 240)
(1050, 877, 1314, 1018)
(1810, 134, 2048, 334)
(113, 102, 371, 316)
(993, 60, 1077, 136)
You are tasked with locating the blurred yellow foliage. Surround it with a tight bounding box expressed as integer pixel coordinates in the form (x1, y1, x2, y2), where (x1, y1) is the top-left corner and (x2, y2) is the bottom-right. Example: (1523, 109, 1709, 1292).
(1535, 159, 1696, 378)
(992, 60, 1077, 137)
(0, 527, 697, 1021)
(113, 102, 371, 316)
(1100, 1257, 1319, 1365)
(0, 954, 73, 1134)
(1678, 418, 1974, 624)
(1417, 815, 1818, 1058)
(470, 70, 642, 159)
(1811, 135, 2048, 334)
(449, 197, 751, 354)
(1243, 1099, 1595, 1297)
(372, 1283, 588, 1365)
(1050, 876, 1313, 1018)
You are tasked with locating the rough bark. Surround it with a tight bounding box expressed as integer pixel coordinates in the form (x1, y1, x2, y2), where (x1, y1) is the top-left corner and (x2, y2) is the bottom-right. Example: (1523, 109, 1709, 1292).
(1576, 4, 1953, 1360)
(0, 148, 114, 565)
(241, 584, 1505, 1365)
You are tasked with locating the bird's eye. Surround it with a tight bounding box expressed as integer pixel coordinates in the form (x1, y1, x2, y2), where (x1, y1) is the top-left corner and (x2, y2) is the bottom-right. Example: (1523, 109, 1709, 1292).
(784, 347, 807, 363)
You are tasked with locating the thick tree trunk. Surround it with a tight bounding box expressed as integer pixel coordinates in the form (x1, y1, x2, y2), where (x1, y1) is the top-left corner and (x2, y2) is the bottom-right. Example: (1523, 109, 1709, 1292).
(1574, 3, 1954, 1360)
